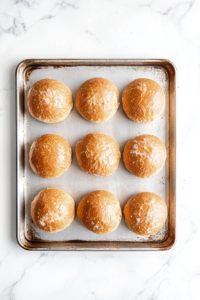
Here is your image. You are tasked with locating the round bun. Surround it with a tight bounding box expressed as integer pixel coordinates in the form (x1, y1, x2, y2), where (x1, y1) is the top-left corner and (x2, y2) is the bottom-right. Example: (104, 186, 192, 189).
(76, 77, 119, 123)
(27, 79, 73, 123)
(124, 192, 167, 236)
(122, 78, 165, 123)
(123, 134, 166, 178)
(77, 190, 122, 234)
(76, 133, 121, 177)
(29, 134, 72, 178)
(31, 188, 75, 233)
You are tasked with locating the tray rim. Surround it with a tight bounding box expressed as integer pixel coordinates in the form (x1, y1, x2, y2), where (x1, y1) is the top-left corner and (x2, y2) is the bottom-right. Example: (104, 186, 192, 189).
(16, 58, 176, 251)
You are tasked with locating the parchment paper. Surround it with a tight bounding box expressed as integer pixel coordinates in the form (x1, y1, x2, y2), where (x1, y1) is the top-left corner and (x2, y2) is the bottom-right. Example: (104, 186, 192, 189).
(24, 65, 169, 242)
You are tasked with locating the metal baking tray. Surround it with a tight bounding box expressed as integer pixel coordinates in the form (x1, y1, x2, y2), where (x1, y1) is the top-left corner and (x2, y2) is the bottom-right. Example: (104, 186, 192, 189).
(16, 59, 176, 251)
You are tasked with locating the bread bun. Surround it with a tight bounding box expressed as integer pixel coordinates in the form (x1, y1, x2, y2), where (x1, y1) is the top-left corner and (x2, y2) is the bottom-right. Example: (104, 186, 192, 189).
(76, 133, 121, 177)
(76, 77, 119, 123)
(124, 192, 167, 236)
(29, 134, 72, 178)
(27, 79, 73, 123)
(31, 188, 75, 233)
(122, 78, 165, 123)
(123, 135, 166, 178)
(77, 190, 122, 234)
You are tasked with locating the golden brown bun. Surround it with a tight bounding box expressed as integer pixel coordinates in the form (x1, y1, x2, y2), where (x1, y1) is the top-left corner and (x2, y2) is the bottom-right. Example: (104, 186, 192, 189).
(31, 188, 75, 233)
(122, 78, 165, 123)
(29, 134, 72, 178)
(124, 192, 167, 236)
(76, 133, 121, 177)
(76, 77, 119, 123)
(77, 190, 122, 234)
(27, 79, 73, 123)
(123, 135, 166, 178)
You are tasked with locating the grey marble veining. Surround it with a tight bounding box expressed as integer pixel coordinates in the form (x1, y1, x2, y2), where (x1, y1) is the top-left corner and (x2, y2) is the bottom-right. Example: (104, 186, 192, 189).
(0, 0, 199, 299)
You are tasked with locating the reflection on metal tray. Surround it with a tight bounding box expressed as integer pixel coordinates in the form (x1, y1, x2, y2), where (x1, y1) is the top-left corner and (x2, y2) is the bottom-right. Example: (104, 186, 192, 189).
(16, 59, 176, 251)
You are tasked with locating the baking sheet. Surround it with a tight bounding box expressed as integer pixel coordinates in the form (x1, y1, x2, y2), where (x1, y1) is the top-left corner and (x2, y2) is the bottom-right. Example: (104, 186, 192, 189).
(23, 65, 169, 243)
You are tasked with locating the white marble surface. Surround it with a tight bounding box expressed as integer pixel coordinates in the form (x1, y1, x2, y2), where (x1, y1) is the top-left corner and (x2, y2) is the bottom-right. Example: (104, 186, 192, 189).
(0, 0, 200, 299)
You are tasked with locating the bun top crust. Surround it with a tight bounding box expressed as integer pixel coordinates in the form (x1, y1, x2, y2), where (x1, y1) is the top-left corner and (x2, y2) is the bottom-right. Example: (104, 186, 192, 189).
(76, 77, 119, 123)
(29, 134, 72, 179)
(122, 78, 165, 123)
(75, 133, 121, 177)
(123, 134, 166, 178)
(124, 192, 167, 236)
(27, 79, 73, 123)
(77, 190, 122, 235)
(31, 188, 75, 233)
